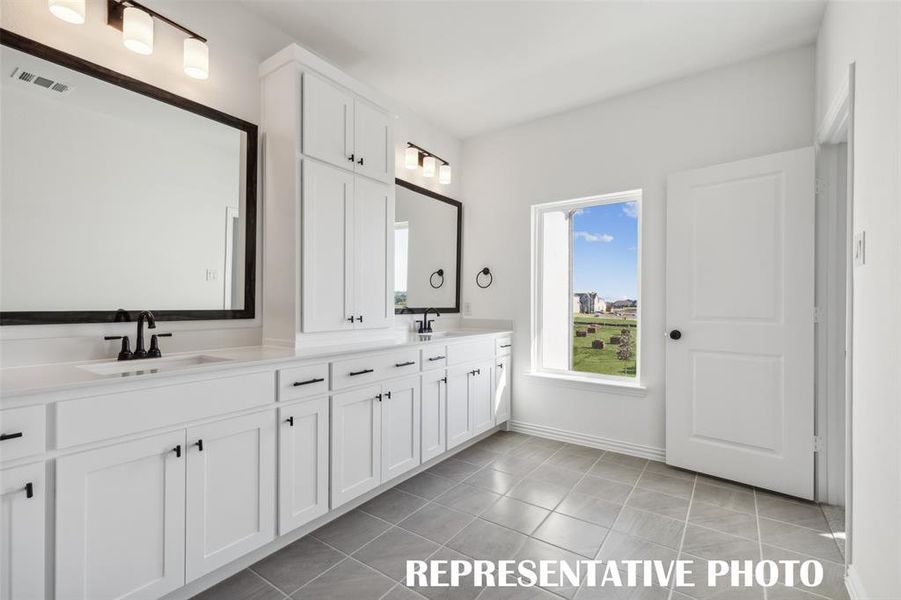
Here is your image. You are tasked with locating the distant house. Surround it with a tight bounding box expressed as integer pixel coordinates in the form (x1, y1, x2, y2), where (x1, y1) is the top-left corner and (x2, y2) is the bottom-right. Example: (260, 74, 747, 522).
(610, 298, 638, 318)
(573, 292, 607, 314)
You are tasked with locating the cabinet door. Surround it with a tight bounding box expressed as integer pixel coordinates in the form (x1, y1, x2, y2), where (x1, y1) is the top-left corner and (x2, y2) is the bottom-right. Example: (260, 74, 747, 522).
(1, 462, 44, 600)
(493, 356, 512, 424)
(353, 99, 391, 182)
(381, 376, 421, 481)
(302, 72, 354, 169)
(57, 431, 186, 600)
(186, 411, 275, 582)
(353, 177, 391, 329)
(446, 366, 473, 450)
(421, 370, 447, 463)
(331, 386, 382, 508)
(302, 159, 355, 332)
(471, 362, 495, 435)
(278, 397, 329, 536)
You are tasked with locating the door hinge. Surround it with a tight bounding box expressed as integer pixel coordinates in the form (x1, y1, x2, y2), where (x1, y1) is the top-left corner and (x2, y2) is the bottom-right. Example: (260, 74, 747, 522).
(813, 435, 824, 452)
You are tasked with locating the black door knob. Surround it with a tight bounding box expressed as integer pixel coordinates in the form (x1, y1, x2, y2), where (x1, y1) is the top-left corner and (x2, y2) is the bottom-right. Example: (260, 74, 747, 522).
(669, 330, 682, 340)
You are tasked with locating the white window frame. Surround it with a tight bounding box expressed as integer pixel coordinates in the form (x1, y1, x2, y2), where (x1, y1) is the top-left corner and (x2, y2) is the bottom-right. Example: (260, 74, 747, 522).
(530, 189, 643, 389)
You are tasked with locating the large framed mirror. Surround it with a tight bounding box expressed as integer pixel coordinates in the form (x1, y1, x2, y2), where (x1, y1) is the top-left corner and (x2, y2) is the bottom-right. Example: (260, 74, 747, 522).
(0, 31, 257, 325)
(394, 179, 462, 314)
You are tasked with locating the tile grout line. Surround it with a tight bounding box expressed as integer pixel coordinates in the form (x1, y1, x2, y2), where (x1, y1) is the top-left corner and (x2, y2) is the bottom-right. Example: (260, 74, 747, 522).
(667, 471, 698, 600)
(246, 567, 291, 599)
(754, 488, 768, 600)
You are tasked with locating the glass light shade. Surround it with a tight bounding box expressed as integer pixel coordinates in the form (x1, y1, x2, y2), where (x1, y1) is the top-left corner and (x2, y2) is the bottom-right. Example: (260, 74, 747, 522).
(422, 155, 437, 178)
(123, 7, 154, 55)
(438, 163, 452, 185)
(404, 146, 419, 170)
(183, 38, 209, 80)
(48, 0, 85, 24)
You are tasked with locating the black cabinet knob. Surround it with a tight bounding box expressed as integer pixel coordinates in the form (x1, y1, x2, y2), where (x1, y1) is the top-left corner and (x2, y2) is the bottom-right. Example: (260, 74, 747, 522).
(669, 330, 682, 340)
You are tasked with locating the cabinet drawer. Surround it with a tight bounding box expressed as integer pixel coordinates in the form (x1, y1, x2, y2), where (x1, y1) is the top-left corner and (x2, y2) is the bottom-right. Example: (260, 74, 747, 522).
(384, 349, 420, 378)
(279, 363, 329, 401)
(55, 371, 275, 449)
(446, 340, 494, 365)
(421, 345, 448, 370)
(0, 405, 45, 463)
(331, 355, 383, 390)
(496, 336, 513, 356)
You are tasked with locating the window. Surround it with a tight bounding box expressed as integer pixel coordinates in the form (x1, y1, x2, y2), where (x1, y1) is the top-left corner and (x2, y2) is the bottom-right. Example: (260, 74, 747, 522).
(394, 222, 409, 308)
(531, 190, 641, 383)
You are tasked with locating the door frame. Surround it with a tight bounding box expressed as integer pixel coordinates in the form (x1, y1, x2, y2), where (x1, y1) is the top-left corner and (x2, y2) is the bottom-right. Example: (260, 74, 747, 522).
(815, 63, 855, 567)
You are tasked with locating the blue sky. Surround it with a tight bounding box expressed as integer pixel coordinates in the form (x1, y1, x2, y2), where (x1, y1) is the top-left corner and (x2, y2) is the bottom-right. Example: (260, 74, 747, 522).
(571, 201, 638, 301)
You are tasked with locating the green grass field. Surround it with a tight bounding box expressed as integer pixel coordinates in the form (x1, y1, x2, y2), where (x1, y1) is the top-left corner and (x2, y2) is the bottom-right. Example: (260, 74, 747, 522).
(572, 315, 637, 377)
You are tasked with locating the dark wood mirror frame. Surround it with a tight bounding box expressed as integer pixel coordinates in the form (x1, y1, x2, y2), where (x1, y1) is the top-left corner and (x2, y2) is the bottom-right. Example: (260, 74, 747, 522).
(394, 178, 462, 315)
(0, 29, 258, 326)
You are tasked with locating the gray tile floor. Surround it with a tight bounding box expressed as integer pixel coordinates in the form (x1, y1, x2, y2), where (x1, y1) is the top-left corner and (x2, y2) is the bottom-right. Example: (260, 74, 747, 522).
(192, 432, 847, 600)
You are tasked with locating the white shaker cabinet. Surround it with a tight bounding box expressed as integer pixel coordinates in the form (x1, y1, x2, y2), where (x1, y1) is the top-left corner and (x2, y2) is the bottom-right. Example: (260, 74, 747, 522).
(56, 431, 187, 600)
(420, 370, 447, 463)
(302, 160, 355, 333)
(381, 376, 421, 481)
(353, 99, 391, 182)
(493, 356, 512, 424)
(1, 462, 44, 600)
(185, 411, 276, 582)
(446, 365, 473, 450)
(353, 176, 391, 329)
(278, 397, 330, 535)
(471, 362, 495, 436)
(331, 385, 382, 508)
(302, 72, 354, 169)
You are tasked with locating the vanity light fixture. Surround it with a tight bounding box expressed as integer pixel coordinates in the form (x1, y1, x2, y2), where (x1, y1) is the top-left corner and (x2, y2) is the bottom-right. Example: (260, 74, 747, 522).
(49, 0, 86, 24)
(405, 142, 451, 185)
(107, 0, 208, 77)
(422, 155, 437, 178)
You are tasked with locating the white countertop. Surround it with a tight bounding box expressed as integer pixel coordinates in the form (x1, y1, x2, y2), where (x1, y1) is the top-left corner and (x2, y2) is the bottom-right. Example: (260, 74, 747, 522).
(0, 329, 511, 402)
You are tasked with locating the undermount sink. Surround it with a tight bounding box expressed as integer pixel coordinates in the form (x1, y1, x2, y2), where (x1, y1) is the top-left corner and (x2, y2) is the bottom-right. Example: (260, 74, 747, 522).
(414, 330, 470, 339)
(79, 354, 232, 376)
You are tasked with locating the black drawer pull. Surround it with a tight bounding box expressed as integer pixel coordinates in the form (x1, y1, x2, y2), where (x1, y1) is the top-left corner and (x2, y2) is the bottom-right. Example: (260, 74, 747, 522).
(286, 416, 295, 427)
(350, 369, 374, 376)
(500, 344, 511, 348)
(172, 445, 182, 458)
(293, 377, 325, 387)
(395, 361, 415, 367)
(385, 391, 392, 399)
(428, 356, 446, 361)
(24, 482, 34, 499)
(441, 377, 447, 383)
(376, 393, 383, 402)
(0, 432, 23, 441)
(194, 439, 204, 452)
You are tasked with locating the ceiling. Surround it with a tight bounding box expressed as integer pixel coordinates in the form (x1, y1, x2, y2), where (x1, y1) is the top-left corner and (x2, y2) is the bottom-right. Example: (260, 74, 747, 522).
(241, 1, 825, 139)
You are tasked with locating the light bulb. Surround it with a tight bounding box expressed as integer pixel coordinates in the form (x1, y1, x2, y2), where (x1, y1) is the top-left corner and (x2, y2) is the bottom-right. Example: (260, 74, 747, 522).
(123, 7, 154, 55)
(438, 163, 451, 185)
(48, 0, 85, 24)
(404, 146, 419, 170)
(422, 155, 437, 178)
(183, 38, 209, 80)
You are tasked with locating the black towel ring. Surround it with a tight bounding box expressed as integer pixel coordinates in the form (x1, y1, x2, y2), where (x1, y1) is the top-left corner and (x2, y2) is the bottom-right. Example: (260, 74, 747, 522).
(476, 267, 493, 289)
(429, 269, 445, 289)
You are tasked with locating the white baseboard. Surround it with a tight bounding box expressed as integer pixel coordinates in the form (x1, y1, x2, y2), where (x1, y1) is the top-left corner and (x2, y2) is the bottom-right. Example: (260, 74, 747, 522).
(510, 420, 666, 462)
(844, 564, 868, 600)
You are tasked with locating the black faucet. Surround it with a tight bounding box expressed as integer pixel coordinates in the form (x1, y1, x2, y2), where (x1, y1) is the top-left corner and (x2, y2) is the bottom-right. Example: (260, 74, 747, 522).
(417, 308, 441, 334)
(132, 310, 157, 359)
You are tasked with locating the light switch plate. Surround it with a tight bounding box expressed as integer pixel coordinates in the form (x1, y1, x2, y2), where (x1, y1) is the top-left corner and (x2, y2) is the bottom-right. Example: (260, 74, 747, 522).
(853, 230, 866, 267)
(464, 301, 472, 316)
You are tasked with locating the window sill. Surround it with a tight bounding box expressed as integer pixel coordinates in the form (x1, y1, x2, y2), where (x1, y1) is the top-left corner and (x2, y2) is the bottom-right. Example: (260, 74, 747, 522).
(525, 371, 648, 397)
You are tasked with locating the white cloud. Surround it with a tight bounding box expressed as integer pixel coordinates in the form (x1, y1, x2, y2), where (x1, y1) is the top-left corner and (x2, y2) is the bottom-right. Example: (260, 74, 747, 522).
(622, 202, 639, 218)
(574, 231, 614, 243)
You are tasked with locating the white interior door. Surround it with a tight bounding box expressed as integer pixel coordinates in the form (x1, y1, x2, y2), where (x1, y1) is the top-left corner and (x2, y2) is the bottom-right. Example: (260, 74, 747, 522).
(666, 147, 815, 499)
(186, 411, 275, 581)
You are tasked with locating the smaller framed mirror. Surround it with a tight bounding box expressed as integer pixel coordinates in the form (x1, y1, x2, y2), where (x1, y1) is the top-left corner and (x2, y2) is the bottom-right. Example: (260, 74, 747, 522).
(394, 179, 461, 313)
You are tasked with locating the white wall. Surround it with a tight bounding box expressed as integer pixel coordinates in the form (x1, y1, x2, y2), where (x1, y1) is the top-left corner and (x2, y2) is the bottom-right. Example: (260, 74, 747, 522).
(816, 3, 901, 596)
(461, 46, 815, 454)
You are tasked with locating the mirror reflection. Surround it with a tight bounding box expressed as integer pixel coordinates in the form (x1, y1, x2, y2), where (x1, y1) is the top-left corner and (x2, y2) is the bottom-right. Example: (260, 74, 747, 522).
(393, 180, 461, 312)
(0, 44, 254, 319)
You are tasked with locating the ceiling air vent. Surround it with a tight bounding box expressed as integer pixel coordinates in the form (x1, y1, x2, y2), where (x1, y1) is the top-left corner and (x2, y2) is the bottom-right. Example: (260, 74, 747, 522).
(9, 67, 73, 95)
